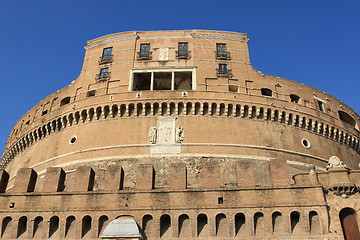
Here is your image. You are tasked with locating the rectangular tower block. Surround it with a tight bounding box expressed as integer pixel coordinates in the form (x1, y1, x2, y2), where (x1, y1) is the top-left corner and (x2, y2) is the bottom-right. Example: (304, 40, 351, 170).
(136, 164, 154, 190)
(269, 160, 291, 186)
(236, 162, 255, 187)
(202, 162, 220, 188)
(169, 163, 187, 189)
(73, 166, 95, 191)
(42, 167, 66, 192)
(104, 165, 124, 191)
(12, 168, 37, 193)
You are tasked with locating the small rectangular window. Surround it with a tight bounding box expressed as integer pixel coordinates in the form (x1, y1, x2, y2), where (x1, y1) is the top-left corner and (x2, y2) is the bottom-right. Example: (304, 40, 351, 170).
(138, 43, 151, 59)
(177, 42, 190, 59)
(318, 100, 324, 112)
(86, 90, 96, 97)
(216, 43, 230, 59)
(97, 68, 110, 81)
(99, 47, 113, 64)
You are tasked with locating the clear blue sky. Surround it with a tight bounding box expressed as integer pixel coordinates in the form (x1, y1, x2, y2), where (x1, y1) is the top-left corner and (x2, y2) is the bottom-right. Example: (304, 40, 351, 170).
(1, 0, 359, 155)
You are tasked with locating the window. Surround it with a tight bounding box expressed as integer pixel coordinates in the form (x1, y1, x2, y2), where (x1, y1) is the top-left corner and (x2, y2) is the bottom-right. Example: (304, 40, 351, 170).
(138, 43, 151, 59)
(99, 47, 113, 64)
(132, 70, 193, 91)
(216, 43, 230, 59)
(317, 100, 324, 112)
(176, 42, 190, 59)
(217, 63, 231, 77)
(290, 94, 300, 103)
(261, 88, 272, 97)
(96, 68, 110, 81)
(86, 90, 96, 97)
(60, 97, 71, 107)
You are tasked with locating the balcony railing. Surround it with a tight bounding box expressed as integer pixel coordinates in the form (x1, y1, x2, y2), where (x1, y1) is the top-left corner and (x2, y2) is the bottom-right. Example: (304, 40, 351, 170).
(99, 54, 113, 64)
(176, 50, 191, 59)
(137, 51, 152, 60)
(216, 51, 231, 60)
(216, 68, 232, 77)
(96, 72, 111, 81)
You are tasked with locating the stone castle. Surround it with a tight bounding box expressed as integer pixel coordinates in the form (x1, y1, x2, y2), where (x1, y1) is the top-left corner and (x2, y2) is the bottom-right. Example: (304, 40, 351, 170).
(0, 30, 359, 239)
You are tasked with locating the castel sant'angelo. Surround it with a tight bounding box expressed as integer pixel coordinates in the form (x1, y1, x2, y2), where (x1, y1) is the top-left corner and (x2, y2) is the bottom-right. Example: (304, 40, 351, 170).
(0, 30, 359, 240)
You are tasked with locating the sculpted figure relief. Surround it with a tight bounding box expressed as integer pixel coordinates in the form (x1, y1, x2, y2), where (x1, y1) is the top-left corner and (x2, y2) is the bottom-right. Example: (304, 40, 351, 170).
(176, 126, 184, 143)
(149, 127, 157, 144)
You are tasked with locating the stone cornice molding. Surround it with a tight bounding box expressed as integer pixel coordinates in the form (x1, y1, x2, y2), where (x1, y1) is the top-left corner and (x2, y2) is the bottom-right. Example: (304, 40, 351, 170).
(85, 35, 138, 50)
(190, 33, 249, 42)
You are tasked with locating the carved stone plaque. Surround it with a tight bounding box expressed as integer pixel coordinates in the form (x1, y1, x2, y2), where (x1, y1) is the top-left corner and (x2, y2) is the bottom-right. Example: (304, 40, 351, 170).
(150, 117, 182, 154)
(157, 117, 175, 144)
(158, 48, 169, 61)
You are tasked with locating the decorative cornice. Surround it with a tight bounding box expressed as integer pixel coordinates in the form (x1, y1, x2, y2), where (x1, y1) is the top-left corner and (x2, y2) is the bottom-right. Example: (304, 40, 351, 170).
(85, 35, 138, 50)
(190, 33, 249, 42)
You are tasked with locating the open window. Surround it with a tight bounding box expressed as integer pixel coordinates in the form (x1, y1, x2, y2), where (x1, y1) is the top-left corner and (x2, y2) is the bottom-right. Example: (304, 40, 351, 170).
(290, 94, 300, 103)
(261, 88, 272, 97)
(131, 69, 194, 91)
(338, 110, 357, 128)
(60, 97, 71, 107)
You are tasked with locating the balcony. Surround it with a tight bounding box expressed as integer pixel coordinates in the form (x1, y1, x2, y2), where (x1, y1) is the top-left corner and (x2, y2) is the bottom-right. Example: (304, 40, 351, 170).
(96, 72, 111, 81)
(216, 68, 232, 77)
(98, 54, 113, 64)
(216, 51, 231, 60)
(176, 51, 191, 59)
(137, 51, 152, 60)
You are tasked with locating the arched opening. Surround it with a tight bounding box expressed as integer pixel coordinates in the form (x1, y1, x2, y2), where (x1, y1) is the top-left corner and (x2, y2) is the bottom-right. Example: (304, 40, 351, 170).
(219, 103, 225, 116)
(142, 215, 153, 239)
(195, 102, 201, 115)
(88, 108, 95, 121)
(98, 215, 108, 237)
(1, 217, 12, 238)
(104, 105, 110, 119)
(186, 102, 192, 115)
(216, 213, 228, 237)
(60, 97, 71, 107)
(211, 103, 217, 116)
(235, 104, 241, 117)
(17, 216, 27, 238)
(33, 216, 43, 238)
(160, 214, 171, 238)
(178, 102, 184, 115)
(65, 216, 76, 238)
(339, 110, 357, 129)
(161, 103, 167, 116)
(128, 104, 135, 117)
(82, 215, 92, 238)
(291, 211, 301, 234)
(112, 105, 118, 118)
(261, 88, 272, 96)
(49, 216, 59, 238)
(137, 103, 143, 117)
(339, 208, 360, 240)
(228, 104, 233, 116)
(145, 103, 151, 116)
(203, 102, 209, 115)
(197, 214, 209, 237)
(120, 104, 126, 117)
(153, 103, 159, 116)
(178, 214, 190, 238)
(272, 211, 282, 234)
(170, 102, 176, 115)
(235, 213, 246, 236)
(309, 211, 321, 234)
(75, 111, 80, 124)
(81, 109, 87, 123)
(254, 212, 264, 236)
